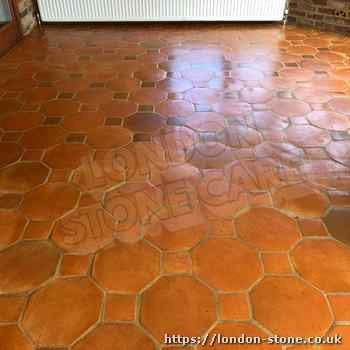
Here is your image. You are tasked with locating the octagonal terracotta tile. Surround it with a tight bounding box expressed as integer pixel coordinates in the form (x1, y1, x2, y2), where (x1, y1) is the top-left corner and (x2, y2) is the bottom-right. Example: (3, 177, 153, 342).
(212, 100, 251, 117)
(273, 184, 330, 217)
(21, 126, 66, 149)
(100, 100, 138, 118)
(0, 99, 22, 114)
(0, 325, 33, 350)
(21, 182, 80, 221)
(157, 78, 193, 93)
(105, 181, 166, 239)
(286, 125, 331, 147)
(0, 210, 27, 249)
(106, 77, 140, 92)
(22, 278, 102, 347)
(0, 241, 60, 294)
(240, 87, 273, 104)
(279, 68, 314, 81)
(73, 324, 155, 350)
(21, 87, 57, 103)
(293, 87, 332, 104)
(293, 239, 350, 292)
(185, 112, 226, 133)
(251, 276, 332, 337)
(130, 88, 168, 104)
(52, 204, 117, 254)
(145, 217, 206, 251)
(326, 140, 350, 167)
(0, 112, 44, 131)
(192, 238, 262, 291)
(236, 207, 300, 251)
(141, 275, 216, 342)
(0, 162, 49, 193)
(308, 111, 350, 131)
(93, 241, 160, 293)
(87, 126, 133, 148)
(44, 143, 93, 169)
(324, 208, 350, 246)
(255, 142, 304, 166)
(155, 100, 194, 117)
(76, 89, 114, 105)
(186, 142, 235, 169)
(223, 126, 263, 148)
(0, 142, 23, 167)
(252, 111, 289, 130)
(270, 98, 311, 118)
(41, 100, 80, 117)
(62, 111, 105, 132)
(135, 67, 167, 82)
(125, 113, 166, 133)
(329, 97, 350, 115)
(185, 88, 221, 105)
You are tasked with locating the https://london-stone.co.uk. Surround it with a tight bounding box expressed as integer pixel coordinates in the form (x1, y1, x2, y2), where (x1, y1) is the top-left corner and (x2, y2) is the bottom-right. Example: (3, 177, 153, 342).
(164, 333, 343, 347)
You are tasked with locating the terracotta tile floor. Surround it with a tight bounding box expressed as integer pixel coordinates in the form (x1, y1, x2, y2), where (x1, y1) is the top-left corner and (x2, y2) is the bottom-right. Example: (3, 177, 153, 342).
(0, 22, 350, 349)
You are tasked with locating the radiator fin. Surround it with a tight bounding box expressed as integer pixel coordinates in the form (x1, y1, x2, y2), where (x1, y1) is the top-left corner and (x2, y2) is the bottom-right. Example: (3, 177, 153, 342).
(38, 0, 287, 22)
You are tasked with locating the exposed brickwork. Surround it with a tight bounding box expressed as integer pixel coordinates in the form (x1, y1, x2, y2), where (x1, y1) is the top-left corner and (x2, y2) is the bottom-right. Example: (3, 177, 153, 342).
(288, 0, 350, 33)
(16, 0, 37, 35)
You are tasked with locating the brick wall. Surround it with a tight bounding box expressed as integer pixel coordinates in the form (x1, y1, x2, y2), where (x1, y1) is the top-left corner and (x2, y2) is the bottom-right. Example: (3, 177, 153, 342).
(288, 0, 350, 33)
(16, 0, 37, 35)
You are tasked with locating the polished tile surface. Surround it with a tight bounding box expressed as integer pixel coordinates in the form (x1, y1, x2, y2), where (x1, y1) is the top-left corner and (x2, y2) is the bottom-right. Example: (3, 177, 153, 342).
(1, 22, 350, 348)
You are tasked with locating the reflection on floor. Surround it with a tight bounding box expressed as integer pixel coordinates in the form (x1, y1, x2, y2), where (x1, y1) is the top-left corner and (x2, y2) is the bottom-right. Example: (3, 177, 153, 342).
(0, 22, 350, 349)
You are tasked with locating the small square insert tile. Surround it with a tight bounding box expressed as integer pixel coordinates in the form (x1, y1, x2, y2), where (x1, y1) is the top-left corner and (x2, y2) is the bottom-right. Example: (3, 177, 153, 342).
(262, 253, 292, 275)
(44, 117, 63, 126)
(66, 133, 86, 144)
(60, 255, 90, 276)
(163, 252, 191, 274)
(0, 296, 26, 322)
(299, 218, 328, 236)
(133, 133, 152, 142)
(219, 293, 250, 321)
(114, 92, 129, 100)
(142, 81, 156, 88)
(168, 92, 183, 100)
(105, 117, 122, 126)
(105, 294, 135, 321)
(285, 62, 298, 67)
(23, 221, 53, 240)
(138, 105, 154, 112)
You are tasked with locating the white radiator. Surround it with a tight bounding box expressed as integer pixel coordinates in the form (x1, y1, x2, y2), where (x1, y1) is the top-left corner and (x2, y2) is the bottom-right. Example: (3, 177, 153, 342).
(37, 0, 287, 22)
